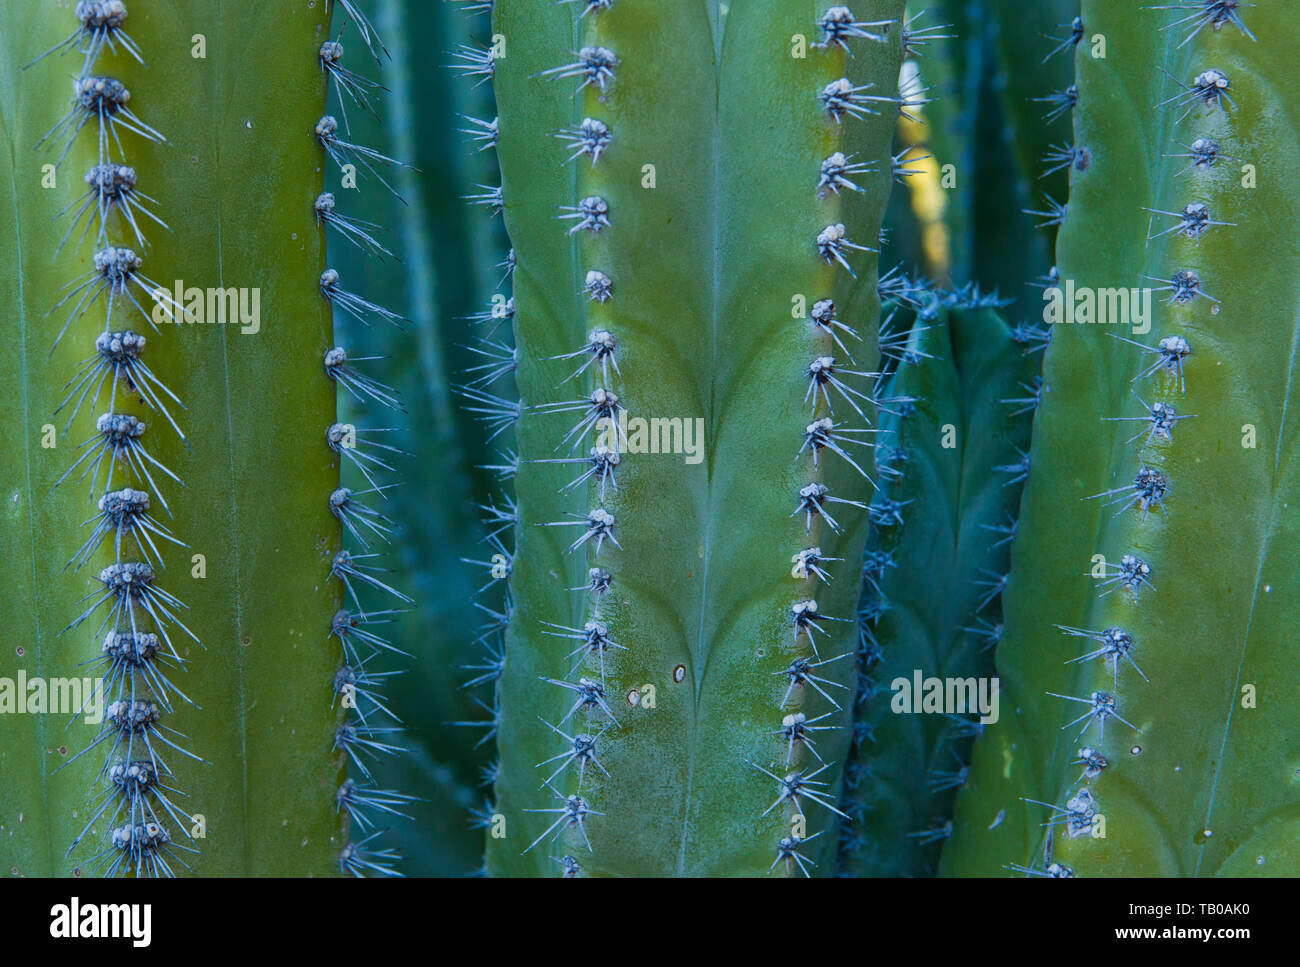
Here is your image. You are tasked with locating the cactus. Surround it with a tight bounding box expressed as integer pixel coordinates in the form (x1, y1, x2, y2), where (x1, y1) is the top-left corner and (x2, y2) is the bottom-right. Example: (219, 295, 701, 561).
(468, 0, 906, 877)
(945, 0, 1300, 877)
(328, 0, 497, 876)
(836, 297, 1039, 875)
(984, 0, 1081, 286)
(888, 0, 1061, 292)
(5, 0, 1297, 882)
(0, 0, 410, 877)
(824, 0, 1058, 875)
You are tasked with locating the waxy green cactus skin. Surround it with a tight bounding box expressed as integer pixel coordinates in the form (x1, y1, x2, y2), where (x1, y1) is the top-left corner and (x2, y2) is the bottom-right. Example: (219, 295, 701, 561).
(832, 0, 1058, 874)
(945, 0, 1300, 877)
(839, 303, 1038, 875)
(1, 0, 353, 876)
(480, 0, 905, 877)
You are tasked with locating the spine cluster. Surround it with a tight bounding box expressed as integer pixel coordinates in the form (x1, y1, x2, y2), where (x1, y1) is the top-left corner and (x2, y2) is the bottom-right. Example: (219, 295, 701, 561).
(35, 0, 196, 878)
(320, 0, 414, 878)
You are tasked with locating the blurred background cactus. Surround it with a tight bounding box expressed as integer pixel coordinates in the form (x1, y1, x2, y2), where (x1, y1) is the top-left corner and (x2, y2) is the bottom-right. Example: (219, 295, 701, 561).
(2, 0, 1295, 878)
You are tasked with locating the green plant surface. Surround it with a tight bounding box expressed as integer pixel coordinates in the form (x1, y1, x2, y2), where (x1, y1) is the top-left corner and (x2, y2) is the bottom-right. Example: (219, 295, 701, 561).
(837, 301, 1038, 875)
(1, 0, 346, 877)
(986, 0, 1080, 281)
(482, 0, 904, 877)
(888, 0, 1062, 292)
(330, 0, 496, 877)
(945, 0, 1300, 877)
(919, 0, 979, 283)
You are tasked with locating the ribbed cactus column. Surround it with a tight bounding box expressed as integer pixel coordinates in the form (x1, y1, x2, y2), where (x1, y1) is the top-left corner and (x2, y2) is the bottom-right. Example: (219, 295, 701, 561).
(945, 0, 1300, 877)
(482, 0, 904, 876)
(0, 0, 352, 876)
(837, 300, 1039, 875)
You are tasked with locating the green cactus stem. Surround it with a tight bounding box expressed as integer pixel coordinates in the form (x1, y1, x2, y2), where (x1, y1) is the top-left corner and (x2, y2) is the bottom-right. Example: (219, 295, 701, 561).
(329, 0, 493, 876)
(476, 0, 904, 877)
(945, 0, 1300, 877)
(837, 299, 1040, 875)
(0, 0, 410, 877)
